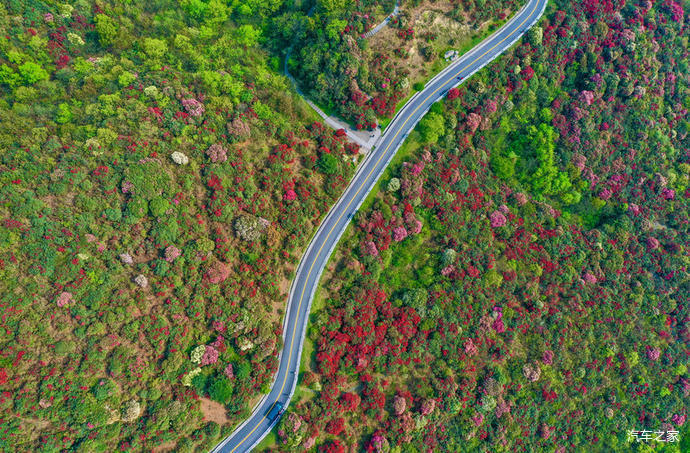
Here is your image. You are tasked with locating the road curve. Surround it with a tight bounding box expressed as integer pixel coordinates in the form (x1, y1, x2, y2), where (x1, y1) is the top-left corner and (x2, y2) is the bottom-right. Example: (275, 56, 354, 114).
(212, 0, 548, 451)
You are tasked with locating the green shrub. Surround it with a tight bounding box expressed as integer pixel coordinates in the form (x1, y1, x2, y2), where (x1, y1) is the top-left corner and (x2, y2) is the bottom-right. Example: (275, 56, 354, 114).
(0, 64, 21, 87)
(318, 153, 339, 175)
(93, 379, 117, 401)
(118, 71, 136, 87)
(206, 421, 221, 439)
(18, 62, 48, 84)
(56, 103, 72, 124)
(149, 196, 170, 217)
(124, 162, 171, 200)
(104, 207, 123, 222)
(191, 372, 207, 393)
(126, 197, 148, 218)
(208, 377, 233, 404)
(54, 340, 75, 355)
(154, 259, 170, 277)
(95, 14, 118, 47)
(417, 112, 445, 144)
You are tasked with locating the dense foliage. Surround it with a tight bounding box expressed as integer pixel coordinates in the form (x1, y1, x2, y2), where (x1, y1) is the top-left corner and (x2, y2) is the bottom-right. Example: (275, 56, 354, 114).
(277, 0, 517, 129)
(269, 0, 690, 451)
(0, 0, 360, 451)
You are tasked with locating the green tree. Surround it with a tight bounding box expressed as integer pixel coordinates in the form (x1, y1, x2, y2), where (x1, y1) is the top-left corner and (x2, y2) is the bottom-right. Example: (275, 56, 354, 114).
(206, 421, 221, 439)
(18, 62, 48, 84)
(483, 269, 503, 287)
(104, 207, 123, 222)
(118, 71, 136, 87)
(182, 0, 207, 20)
(142, 38, 168, 61)
(318, 0, 348, 13)
(95, 14, 118, 47)
(126, 197, 148, 219)
(0, 64, 21, 87)
(235, 361, 251, 380)
(191, 372, 207, 394)
(233, 24, 261, 47)
(418, 112, 445, 144)
(56, 103, 72, 124)
(402, 288, 428, 317)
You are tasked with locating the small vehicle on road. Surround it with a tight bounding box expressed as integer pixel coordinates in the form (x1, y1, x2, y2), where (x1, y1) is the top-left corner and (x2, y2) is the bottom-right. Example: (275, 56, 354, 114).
(267, 402, 284, 422)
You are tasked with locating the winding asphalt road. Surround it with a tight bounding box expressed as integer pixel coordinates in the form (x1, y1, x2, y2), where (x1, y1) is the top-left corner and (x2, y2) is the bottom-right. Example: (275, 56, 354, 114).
(212, 0, 547, 451)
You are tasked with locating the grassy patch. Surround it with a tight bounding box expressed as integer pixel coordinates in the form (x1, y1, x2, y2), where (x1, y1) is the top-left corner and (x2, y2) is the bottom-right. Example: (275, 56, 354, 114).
(360, 130, 423, 213)
(299, 286, 327, 374)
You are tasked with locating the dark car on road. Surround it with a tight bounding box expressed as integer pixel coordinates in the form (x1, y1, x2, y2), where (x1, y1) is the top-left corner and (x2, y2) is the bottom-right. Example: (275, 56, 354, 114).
(267, 402, 284, 422)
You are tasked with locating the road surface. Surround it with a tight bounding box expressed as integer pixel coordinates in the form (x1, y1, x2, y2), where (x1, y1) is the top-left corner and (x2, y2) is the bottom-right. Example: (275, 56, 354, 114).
(211, 0, 547, 451)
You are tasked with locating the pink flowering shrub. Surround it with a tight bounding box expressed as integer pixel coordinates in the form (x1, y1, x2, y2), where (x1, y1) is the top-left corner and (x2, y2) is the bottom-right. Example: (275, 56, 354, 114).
(164, 246, 181, 262)
(56, 291, 73, 307)
(441, 265, 455, 277)
(121, 180, 134, 194)
(206, 144, 228, 163)
(181, 98, 204, 117)
(206, 261, 230, 284)
(200, 345, 218, 366)
(119, 253, 134, 265)
(495, 398, 511, 419)
(472, 413, 484, 427)
(420, 398, 435, 416)
(583, 272, 597, 284)
(393, 395, 406, 415)
(514, 192, 528, 205)
(464, 339, 477, 357)
(661, 188, 675, 200)
(671, 414, 686, 427)
(598, 188, 612, 200)
(392, 226, 408, 242)
(489, 211, 507, 228)
(522, 363, 541, 382)
(572, 153, 587, 170)
(579, 90, 594, 106)
(212, 320, 226, 332)
(646, 237, 660, 250)
(466, 112, 482, 133)
(287, 412, 302, 433)
(645, 346, 660, 362)
(363, 241, 379, 257)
